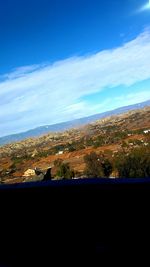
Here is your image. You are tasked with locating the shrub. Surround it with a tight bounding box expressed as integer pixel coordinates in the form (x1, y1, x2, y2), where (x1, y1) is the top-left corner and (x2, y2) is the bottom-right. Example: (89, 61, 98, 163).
(115, 147, 150, 178)
(56, 162, 75, 179)
(84, 152, 113, 178)
(102, 159, 113, 178)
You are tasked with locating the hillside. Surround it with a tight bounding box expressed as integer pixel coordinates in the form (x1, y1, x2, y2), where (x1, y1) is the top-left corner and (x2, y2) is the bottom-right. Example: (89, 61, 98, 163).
(0, 105, 150, 184)
(0, 99, 149, 145)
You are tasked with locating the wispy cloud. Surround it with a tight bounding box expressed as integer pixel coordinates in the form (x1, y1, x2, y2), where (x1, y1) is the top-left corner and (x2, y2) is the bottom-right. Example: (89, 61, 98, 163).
(3, 64, 42, 80)
(0, 29, 150, 136)
(136, 2, 150, 13)
(107, 91, 150, 110)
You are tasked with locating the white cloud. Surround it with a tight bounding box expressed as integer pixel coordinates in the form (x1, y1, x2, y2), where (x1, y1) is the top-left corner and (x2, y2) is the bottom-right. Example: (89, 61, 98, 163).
(3, 64, 42, 80)
(136, 3, 150, 13)
(105, 91, 150, 111)
(0, 29, 150, 136)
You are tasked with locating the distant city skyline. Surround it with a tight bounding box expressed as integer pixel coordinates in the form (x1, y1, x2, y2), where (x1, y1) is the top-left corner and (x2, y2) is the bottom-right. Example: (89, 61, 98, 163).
(0, 0, 150, 137)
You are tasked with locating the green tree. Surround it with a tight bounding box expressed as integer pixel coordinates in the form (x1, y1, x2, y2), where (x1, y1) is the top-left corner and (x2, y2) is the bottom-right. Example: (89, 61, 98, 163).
(84, 152, 112, 178)
(56, 162, 75, 179)
(93, 136, 105, 148)
(67, 144, 76, 152)
(115, 147, 150, 178)
(102, 159, 113, 178)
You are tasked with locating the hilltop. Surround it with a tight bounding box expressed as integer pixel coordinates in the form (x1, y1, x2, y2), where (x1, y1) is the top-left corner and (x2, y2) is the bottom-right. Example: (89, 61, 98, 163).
(0, 99, 149, 146)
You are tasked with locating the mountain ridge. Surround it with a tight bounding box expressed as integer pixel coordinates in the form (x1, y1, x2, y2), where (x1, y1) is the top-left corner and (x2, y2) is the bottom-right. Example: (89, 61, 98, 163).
(0, 99, 150, 146)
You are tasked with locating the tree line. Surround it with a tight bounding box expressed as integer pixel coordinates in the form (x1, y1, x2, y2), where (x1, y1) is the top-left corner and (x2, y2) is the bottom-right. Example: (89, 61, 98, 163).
(53, 146, 150, 179)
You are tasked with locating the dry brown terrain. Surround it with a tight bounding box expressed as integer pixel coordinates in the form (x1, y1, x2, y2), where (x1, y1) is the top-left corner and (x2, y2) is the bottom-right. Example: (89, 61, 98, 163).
(0, 106, 150, 183)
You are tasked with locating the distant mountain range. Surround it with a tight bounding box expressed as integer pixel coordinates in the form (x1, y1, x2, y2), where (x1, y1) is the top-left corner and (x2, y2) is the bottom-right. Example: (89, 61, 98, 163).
(0, 99, 150, 146)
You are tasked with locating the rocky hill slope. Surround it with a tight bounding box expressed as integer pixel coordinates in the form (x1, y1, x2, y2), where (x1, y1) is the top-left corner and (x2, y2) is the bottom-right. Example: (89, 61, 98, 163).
(0, 106, 149, 183)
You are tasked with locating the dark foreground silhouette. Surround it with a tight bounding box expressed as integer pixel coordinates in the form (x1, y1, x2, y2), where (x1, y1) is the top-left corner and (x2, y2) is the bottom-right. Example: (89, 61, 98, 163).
(0, 177, 150, 266)
(34, 167, 52, 180)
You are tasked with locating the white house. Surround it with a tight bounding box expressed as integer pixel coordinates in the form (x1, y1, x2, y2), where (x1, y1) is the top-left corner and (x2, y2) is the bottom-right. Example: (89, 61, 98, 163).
(23, 169, 35, 177)
(56, 151, 64, 155)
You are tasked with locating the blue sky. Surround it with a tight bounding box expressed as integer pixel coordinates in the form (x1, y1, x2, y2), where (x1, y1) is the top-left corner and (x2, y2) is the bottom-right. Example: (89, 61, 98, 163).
(0, 0, 150, 137)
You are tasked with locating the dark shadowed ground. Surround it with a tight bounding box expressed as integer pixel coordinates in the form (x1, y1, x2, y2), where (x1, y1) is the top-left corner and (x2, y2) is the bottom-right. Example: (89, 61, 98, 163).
(0, 178, 150, 266)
